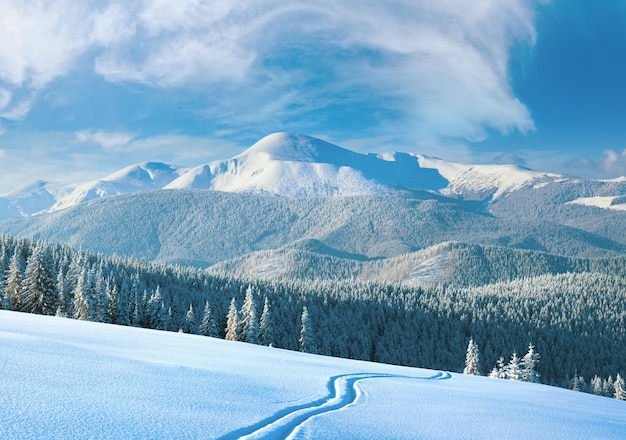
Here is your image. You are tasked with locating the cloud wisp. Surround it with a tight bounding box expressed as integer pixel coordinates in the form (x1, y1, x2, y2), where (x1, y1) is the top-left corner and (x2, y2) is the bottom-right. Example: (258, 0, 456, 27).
(567, 149, 626, 180)
(0, 0, 539, 146)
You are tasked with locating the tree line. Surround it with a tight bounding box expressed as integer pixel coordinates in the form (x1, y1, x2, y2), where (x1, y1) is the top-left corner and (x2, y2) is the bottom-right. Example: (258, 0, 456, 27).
(0, 235, 624, 393)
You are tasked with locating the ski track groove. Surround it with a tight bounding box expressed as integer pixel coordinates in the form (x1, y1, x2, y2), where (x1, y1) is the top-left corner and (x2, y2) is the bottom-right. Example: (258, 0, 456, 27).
(218, 370, 452, 440)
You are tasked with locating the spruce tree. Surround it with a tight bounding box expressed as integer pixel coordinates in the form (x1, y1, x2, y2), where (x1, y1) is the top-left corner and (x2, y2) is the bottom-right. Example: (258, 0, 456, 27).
(72, 267, 93, 321)
(182, 304, 198, 334)
(603, 376, 615, 397)
(614, 374, 626, 401)
(590, 376, 603, 396)
(488, 357, 506, 379)
(225, 298, 240, 341)
(0, 275, 9, 310)
(55, 268, 68, 317)
(520, 344, 540, 383)
(299, 306, 316, 354)
(20, 245, 58, 315)
(200, 300, 218, 337)
(6, 248, 25, 311)
(259, 296, 274, 346)
(463, 338, 480, 375)
(146, 287, 163, 329)
(571, 375, 584, 392)
(240, 286, 259, 344)
(504, 352, 522, 381)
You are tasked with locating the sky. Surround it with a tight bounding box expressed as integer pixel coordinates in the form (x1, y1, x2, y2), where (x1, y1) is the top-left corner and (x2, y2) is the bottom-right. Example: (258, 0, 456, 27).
(0, 0, 625, 193)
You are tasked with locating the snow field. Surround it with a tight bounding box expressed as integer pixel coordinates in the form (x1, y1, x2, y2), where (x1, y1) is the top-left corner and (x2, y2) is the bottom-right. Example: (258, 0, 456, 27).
(1, 311, 624, 439)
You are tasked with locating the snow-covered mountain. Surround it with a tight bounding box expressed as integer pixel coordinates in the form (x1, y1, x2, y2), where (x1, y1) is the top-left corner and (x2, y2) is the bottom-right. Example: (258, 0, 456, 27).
(3, 311, 624, 439)
(0, 132, 589, 219)
(2, 132, 626, 270)
(165, 132, 449, 196)
(49, 162, 188, 212)
(0, 162, 187, 218)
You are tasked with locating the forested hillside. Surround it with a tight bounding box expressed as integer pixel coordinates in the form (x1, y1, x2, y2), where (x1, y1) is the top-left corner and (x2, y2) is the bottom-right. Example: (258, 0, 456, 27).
(1, 235, 624, 392)
(2, 190, 626, 270)
(208, 241, 626, 287)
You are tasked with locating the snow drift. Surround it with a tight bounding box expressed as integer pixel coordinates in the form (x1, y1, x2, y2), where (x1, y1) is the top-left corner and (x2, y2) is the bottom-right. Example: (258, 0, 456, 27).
(1, 311, 624, 439)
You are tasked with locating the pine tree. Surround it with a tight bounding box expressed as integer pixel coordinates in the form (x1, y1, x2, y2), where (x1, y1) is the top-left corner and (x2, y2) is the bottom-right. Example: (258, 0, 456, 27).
(155, 302, 169, 331)
(520, 343, 540, 383)
(200, 300, 218, 337)
(55, 267, 68, 317)
(571, 375, 584, 392)
(463, 338, 480, 375)
(182, 304, 198, 334)
(6, 247, 25, 311)
(240, 286, 259, 344)
(259, 296, 274, 346)
(225, 298, 240, 341)
(72, 267, 93, 321)
(590, 375, 603, 396)
(603, 376, 615, 397)
(0, 275, 9, 310)
(146, 287, 164, 329)
(20, 245, 58, 315)
(504, 352, 522, 381)
(488, 357, 506, 379)
(299, 306, 316, 354)
(614, 374, 626, 401)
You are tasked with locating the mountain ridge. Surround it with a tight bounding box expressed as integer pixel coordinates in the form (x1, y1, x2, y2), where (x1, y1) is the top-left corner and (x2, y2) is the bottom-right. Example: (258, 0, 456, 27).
(0, 132, 592, 219)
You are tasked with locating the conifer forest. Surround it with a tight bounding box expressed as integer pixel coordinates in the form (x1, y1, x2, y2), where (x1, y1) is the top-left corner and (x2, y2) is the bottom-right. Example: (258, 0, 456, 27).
(2, 234, 624, 399)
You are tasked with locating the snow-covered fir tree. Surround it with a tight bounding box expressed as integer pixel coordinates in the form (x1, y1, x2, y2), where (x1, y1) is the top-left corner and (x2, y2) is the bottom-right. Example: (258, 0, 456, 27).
(614, 374, 625, 401)
(590, 375, 603, 396)
(259, 296, 274, 346)
(55, 268, 68, 317)
(504, 352, 522, 381)
(489, 357, 507, 379)
(146, 287, 163, 329)
(571, 375, 584, 392)
(299, 306, 316, 354)
(463, 338, 480, 375)
(6, 246, 25, 311)
(200, 300, 218, 337)
(0, 273, 9, 310)
(72, 267, 93, 321)
(603, 376, 615, 397)
(240, 286, 260, 344)
(182, 304, 198, 334)
(20, 245, 58, 315)
(225, 298, 240, 341)
(520, 344, 540, 383)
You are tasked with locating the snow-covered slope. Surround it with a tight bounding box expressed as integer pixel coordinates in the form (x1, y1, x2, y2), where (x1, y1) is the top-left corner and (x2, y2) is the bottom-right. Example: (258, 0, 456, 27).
(2, 132, 625, 220)
(1, 310, 624, 439)
(567, 195, 626, 211)
(417, 154, 567, 200)
(165, 132, 448, 196)
(50, 162, 187, 211)
(0, 180, 67, 218)
(0, 162, 188, 219)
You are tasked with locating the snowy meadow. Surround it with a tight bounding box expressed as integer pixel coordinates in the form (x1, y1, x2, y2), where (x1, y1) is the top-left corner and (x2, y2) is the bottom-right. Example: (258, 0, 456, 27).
(1, 311, 624, 439)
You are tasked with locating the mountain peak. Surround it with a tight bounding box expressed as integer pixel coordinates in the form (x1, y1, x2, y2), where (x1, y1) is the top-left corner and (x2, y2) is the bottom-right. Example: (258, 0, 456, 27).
(242, 132, 357, 164)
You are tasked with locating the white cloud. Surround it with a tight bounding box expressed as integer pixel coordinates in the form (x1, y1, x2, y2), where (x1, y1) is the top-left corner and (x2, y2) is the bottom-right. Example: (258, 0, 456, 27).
(89, 0, 538, 142)
(75, 130, 135, 151)
(567, 149, 626, 179)
(0, 1, 93, 88)
(0, 0, 540, 145)
(494, 152, 529, 167)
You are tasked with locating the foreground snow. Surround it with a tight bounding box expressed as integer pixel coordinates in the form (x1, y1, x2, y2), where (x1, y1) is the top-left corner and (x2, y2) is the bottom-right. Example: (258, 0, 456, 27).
(1, 311, 624, 439)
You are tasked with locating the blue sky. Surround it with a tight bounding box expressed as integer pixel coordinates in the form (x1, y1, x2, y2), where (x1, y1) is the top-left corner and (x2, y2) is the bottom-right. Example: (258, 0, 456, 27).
(0, 0, 625, 192)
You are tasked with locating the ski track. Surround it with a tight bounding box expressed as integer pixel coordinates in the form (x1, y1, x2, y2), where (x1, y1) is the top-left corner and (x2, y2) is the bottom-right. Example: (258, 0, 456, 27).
(218, 371, 452, 440)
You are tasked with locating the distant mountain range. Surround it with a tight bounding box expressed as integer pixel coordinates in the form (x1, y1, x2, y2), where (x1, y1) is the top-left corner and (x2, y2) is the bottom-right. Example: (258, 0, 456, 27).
(5, 132, 620, 218)
(1, 132, 626, 280)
